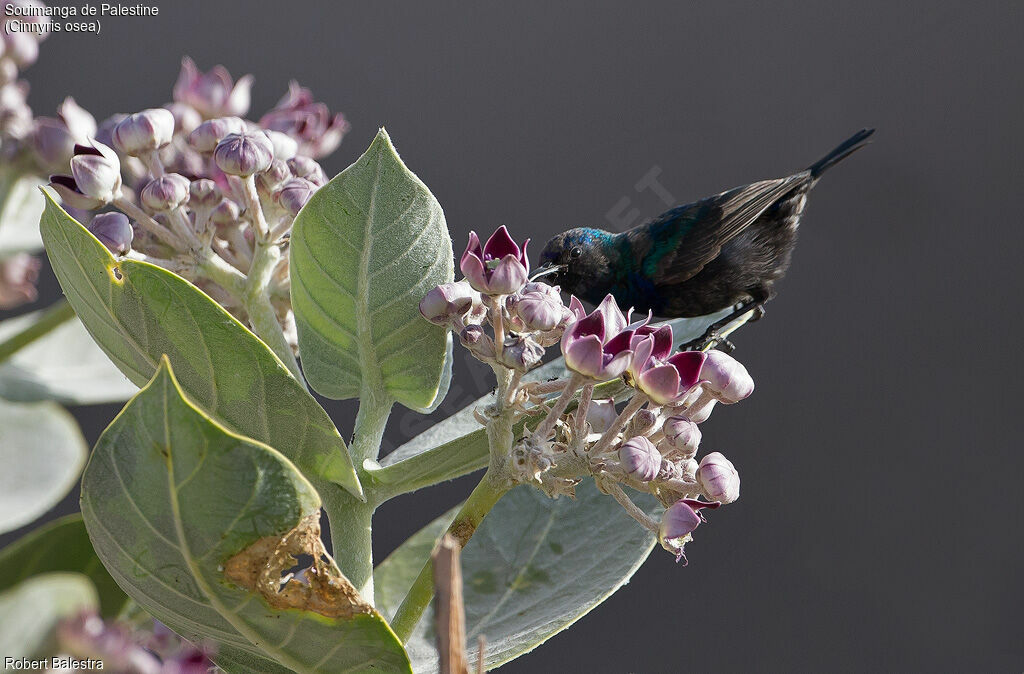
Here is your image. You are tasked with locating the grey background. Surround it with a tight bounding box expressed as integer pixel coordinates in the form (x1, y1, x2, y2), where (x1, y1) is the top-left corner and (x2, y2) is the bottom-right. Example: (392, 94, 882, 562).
(2, 1, 1021, 671)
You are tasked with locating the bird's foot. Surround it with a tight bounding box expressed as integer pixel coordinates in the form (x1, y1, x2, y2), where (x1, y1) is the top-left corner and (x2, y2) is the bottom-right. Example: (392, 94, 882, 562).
(747, 305, 766, 323)
(680, 331, 735, 353)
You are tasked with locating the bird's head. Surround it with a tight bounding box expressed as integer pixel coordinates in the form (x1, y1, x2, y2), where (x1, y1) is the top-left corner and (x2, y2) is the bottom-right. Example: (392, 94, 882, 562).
(535, 227, 614, 300)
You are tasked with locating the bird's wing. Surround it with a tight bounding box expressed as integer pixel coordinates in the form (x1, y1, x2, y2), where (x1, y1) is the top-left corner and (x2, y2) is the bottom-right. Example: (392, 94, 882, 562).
(629, 172, 809, 283)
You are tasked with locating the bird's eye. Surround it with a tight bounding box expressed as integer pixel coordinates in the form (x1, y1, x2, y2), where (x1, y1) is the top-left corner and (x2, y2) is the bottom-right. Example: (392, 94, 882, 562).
(569, 246, 582, 260)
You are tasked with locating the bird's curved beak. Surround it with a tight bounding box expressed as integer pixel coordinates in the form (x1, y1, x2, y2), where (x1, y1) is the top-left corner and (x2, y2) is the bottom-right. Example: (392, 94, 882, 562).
(529, 263, 565, 281)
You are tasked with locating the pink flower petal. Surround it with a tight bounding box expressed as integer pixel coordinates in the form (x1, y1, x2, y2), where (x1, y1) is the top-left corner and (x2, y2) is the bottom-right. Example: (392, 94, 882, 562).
(565, 334, 605, 378)
(483, 225, 520, 260)
(638, 364, 682, 405)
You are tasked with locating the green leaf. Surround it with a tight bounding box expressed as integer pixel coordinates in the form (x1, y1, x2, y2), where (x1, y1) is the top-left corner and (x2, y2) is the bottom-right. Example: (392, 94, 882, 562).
(0, 398, 87, 534)
(0, 514, 130, 619)
(371, 309, 741, 493)
(291, 128, 454, 411)
(0, 173, 45, 256)
(81, 360, 411, 673)
(0, 572, 98, 658)
(38, 190, 362, 500)
(374, 480, 659, 672)
(0, 310, 138, 404)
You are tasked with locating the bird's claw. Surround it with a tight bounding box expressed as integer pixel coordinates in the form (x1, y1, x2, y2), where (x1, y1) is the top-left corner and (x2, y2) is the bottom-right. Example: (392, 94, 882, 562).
(680, 332, 735, 353)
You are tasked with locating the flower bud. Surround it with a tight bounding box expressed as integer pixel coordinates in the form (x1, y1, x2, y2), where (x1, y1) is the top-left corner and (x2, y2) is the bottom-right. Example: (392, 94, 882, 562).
(140, 173, 190, 213)
(498, 335, 544, 373)
(257, 159, 291, 194)
(618, 436, 662, 482)
(0, 253, 40, 309)
(511, 290, 566, 332)
(273, 177, 316, 217)
(700, 349, 754, 403)
(112, 108, 175, 156)
(163, 102, 202, 136)
(419, 281, 480, 326)
(625, 408, 658, 437)
(657, 457, 682, 481)
(209, 198, 241, 228)
(189, 179, 221, 211)
(214, 130, 274, 177)
(187, 116, 246, 153)
(459, 324, 496, 360)
(696, 452, 740, 504)
(659, 500, 701, 561)
(88, 212, 134, 256)
(265, 130, 298, 161)
(586, 398, 617, 433)
(52, 141, 122, 208)
(287, 156, 327, 186)
(661, 416, 701, 459)
(31, 118, 78, 171)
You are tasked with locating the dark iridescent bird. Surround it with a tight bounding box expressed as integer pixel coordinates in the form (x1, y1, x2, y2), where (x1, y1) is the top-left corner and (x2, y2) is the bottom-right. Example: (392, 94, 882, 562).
(536, 129, 874, 348)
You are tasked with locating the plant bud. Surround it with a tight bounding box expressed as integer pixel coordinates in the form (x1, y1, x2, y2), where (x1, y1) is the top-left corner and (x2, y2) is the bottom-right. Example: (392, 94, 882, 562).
(586, 398, 617, 433)
(700, 349, 755, 403)
(625, 408, 658, 437)
(112, 108, 175, 156)
(88, 212, 134, 256)
(214, 130, 274, 177)
(419, 281, 480, 326)
(659, 500, 701, 561)
(459, 324, 496, 360)
(661, 416, 701, 459)
(287, 156, 327, 186)
(510, 290, 566, 332)
(657, 458, 682, 481)
(498, 335, 544, 373)
(209, 198, 241, 228)
(140, 173, 190, 213)
(187, 116, 246, 153)
(31, 118, 77, 171)
(618, 436, 662, 482)
(696, 452, 740, 504)
(57, 141, 122, 207)
(257, 159, 291, 194)
(163, 102, 202, 136)
(189, 179, 221, 211)
(273, 177, 316, 216)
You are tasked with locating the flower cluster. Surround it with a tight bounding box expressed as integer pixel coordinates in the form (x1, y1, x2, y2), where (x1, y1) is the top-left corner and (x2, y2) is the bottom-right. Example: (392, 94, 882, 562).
(55, 608, 214, 673)
(27, 52, 346, 353)
(422, 226, 754, 561)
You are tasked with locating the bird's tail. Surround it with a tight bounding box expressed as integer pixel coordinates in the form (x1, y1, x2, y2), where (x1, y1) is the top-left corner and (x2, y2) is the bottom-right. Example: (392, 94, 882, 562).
(806, 128, 875, 178)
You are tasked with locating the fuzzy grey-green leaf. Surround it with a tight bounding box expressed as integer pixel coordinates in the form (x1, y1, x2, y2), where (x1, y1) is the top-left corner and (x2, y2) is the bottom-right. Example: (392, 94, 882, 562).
(38, 190, 362, 499)
(291, 128, 453, 410)
(0, 399, 87, 534)
(375, 480, 659, 672)
(81, 361, 410, 673)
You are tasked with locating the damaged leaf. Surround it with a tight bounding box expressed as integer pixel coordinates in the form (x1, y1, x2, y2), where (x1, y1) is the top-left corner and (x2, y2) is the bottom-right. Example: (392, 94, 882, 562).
(81, 359, 410, 673)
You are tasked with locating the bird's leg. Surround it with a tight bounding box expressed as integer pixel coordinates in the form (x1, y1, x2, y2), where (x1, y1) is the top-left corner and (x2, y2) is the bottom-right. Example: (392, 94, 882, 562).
(681, 300, 765, 352)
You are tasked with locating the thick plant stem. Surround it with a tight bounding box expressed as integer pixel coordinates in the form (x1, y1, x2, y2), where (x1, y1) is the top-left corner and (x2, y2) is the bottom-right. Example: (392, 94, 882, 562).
(321, 488, 376, 604)
(351, 391, 394, 464)
(324, 392, 393, 603)
(0, 298, 75, 363)
(389, 471, 508, 642)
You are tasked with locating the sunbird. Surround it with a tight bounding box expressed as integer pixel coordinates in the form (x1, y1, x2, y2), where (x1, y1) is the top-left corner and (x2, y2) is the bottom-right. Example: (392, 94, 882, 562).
(536, 129, 874, 349)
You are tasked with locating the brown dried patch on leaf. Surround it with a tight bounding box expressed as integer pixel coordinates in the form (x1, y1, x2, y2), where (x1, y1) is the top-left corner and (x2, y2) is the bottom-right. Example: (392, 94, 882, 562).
(223, 513, 374, 619)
